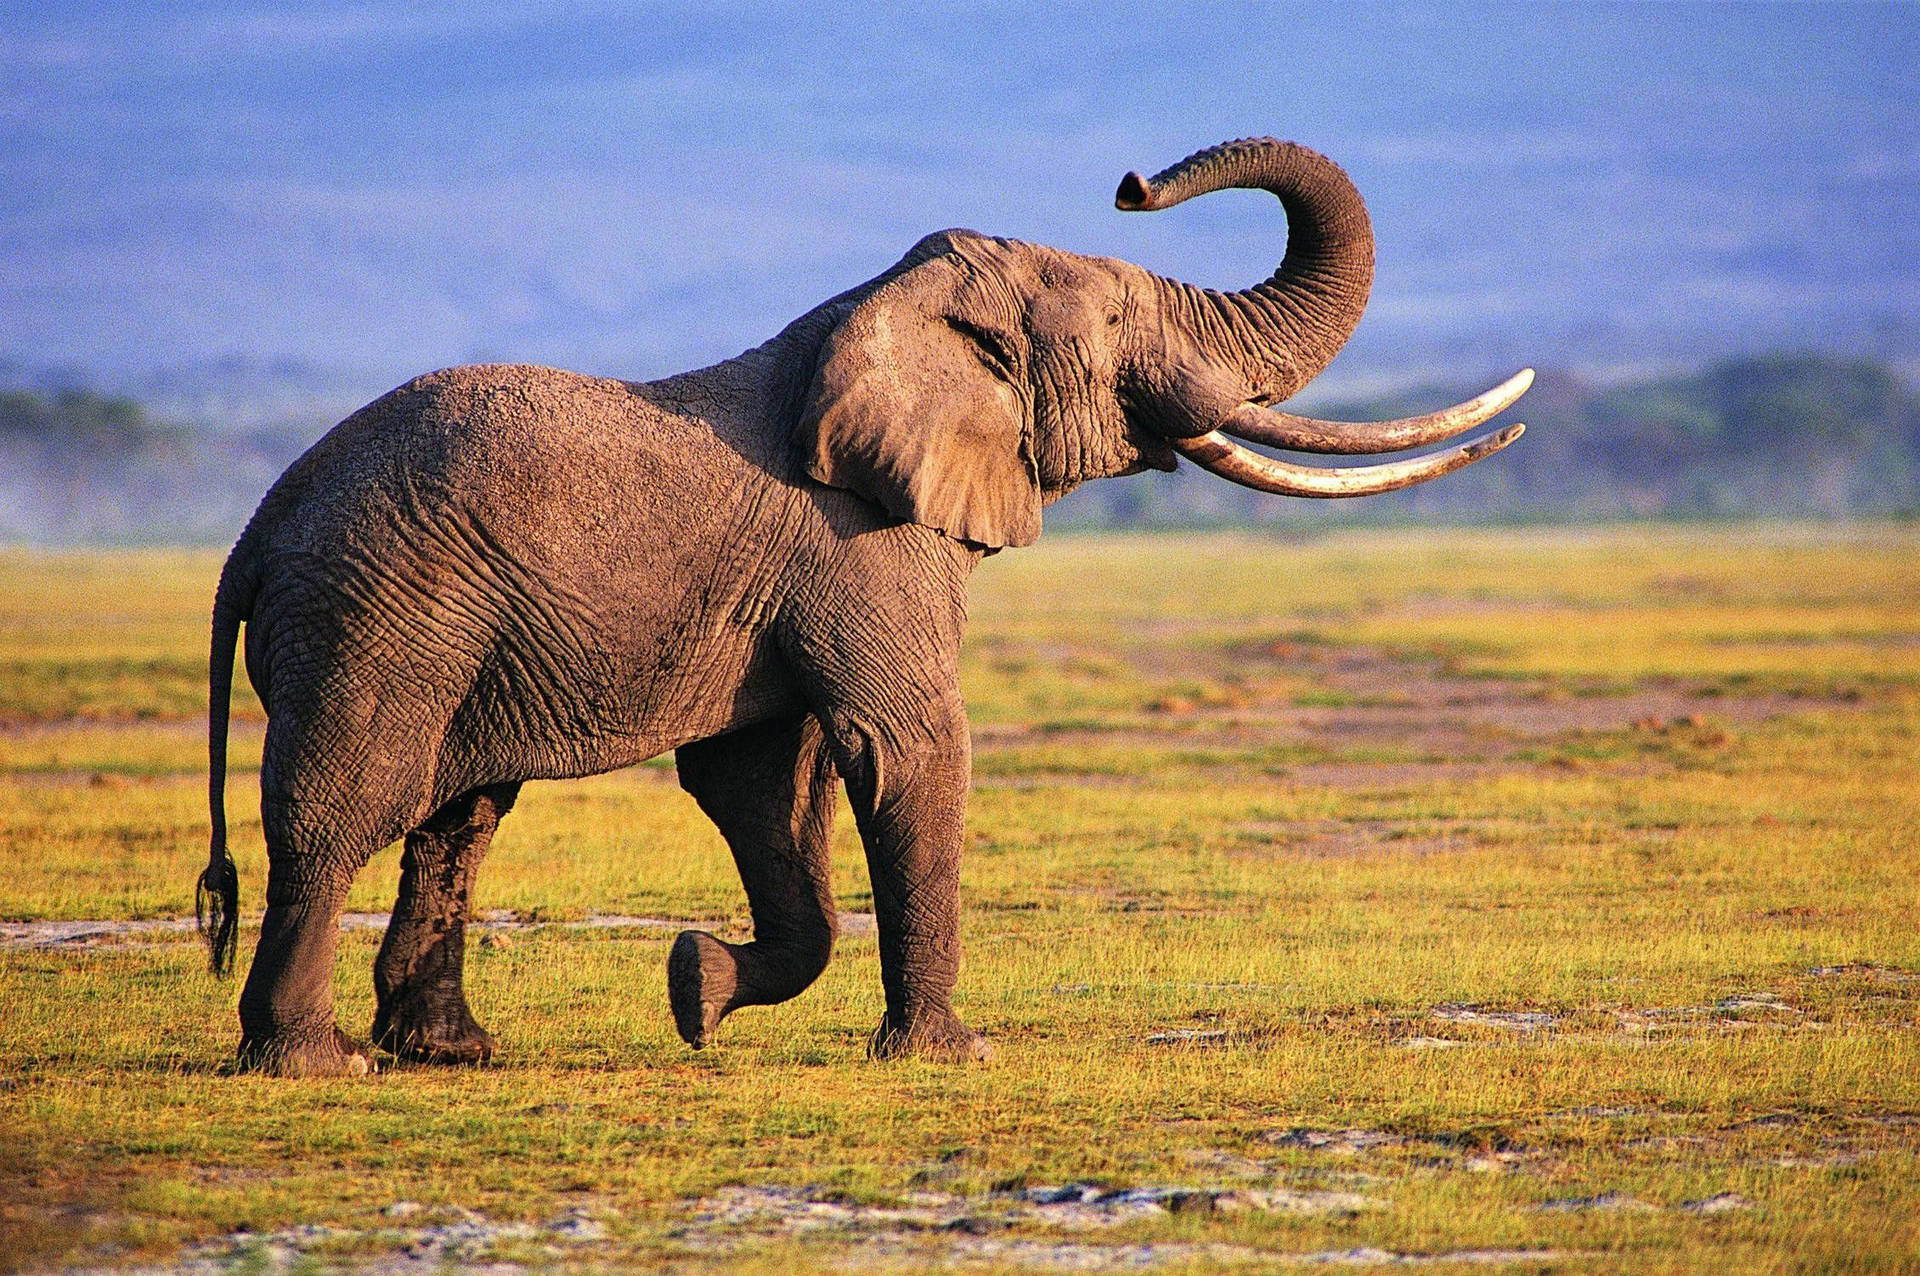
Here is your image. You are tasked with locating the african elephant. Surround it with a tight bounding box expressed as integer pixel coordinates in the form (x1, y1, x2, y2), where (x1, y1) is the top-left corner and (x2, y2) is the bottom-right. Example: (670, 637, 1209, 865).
(195, 137, 1529, 1076)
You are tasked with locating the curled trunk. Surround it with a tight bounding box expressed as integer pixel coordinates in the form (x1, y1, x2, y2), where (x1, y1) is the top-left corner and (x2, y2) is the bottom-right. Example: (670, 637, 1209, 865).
(1117, 138, 1374, 410)
(1118, 138, 1531, 497)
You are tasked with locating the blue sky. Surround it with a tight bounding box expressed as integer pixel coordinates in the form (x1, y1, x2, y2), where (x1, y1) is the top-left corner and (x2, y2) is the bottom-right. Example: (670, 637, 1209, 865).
(3, 1, 1917, 419)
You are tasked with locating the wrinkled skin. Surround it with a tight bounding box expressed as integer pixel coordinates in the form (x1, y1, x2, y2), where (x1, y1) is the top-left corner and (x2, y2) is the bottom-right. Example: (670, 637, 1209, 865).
(199, 139, 1510, 1075)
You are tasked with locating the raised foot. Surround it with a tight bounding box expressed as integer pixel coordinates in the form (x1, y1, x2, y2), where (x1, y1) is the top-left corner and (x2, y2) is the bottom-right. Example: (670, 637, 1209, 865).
(235, 1026, 375, 1078)
(869, 1011, 994, 1064)
(667, 930, 738, 1049)
(372, 999, 497, 1065)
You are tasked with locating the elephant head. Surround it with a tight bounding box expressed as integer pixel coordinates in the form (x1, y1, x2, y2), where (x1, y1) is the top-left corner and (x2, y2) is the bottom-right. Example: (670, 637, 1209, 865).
(799, 137, 1529, 548)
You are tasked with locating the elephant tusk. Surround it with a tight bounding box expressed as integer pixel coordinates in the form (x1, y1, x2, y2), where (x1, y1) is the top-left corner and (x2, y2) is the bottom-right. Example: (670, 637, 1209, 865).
(1173, 422, 1525, 498)
(1222, 368, 1534, 455)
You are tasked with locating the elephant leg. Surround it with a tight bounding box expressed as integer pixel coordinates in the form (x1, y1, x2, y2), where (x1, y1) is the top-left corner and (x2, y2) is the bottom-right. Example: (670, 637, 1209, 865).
(371, 782, 520, 1064)
(825, 706, 991, 1064)
(668, 714, 839, 1048)
(785, 539, 989, 1064)
(237, 796, 384, 1078)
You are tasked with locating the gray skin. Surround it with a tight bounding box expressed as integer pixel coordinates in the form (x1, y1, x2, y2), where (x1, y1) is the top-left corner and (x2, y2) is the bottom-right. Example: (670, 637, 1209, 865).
(195, 139, 1468, 1076)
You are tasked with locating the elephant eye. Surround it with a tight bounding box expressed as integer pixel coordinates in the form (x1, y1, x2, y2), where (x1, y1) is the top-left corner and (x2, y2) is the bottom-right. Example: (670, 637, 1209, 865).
(1106, 309, 1121, 326)
(945, 316, 1018, 381)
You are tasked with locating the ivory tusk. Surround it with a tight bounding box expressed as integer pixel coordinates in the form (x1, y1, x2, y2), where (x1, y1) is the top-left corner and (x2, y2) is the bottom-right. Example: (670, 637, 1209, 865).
(1223, 368, 1534, 455)
(1173, 422, 1525, 498)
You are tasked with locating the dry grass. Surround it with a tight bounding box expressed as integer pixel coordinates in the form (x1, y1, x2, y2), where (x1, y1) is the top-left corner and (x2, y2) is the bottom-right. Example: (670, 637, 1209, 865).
(1, 524, 1917, 1273)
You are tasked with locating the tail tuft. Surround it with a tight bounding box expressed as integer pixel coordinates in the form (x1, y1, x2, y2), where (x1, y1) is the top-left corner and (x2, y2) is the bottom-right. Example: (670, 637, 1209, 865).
(201, 538, 253, 981)
(196, 849, 240, 977)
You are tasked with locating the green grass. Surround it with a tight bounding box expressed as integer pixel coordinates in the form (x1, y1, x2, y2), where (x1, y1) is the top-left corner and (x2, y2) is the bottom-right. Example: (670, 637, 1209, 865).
(2, 525, 1918, 1272)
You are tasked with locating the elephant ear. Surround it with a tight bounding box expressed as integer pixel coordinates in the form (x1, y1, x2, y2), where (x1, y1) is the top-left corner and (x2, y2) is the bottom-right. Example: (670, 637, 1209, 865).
(799, 267, 1041, 549)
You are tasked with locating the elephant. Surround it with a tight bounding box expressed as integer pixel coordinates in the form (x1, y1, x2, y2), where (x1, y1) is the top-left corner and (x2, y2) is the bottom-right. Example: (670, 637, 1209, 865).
(194, 137, 1529, 1076)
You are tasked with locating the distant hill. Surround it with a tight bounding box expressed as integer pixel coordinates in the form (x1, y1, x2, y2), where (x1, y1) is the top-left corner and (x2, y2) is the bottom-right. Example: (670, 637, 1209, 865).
(4, 354, 1917, 545)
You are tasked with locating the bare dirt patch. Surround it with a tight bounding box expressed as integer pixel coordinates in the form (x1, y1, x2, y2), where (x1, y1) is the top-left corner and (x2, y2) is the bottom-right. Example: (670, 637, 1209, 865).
(693, 1181, 1379, 1233)
(1429, 1005, 1558, 1033)
(1535, 1193, 1656, 1214)
(67, 1206, 614, 1275)
(665, 1184, 1595, 1270)
(1226, 818, 1478, 860)
(56, 1186, 1596, 1274)
(1263, 648, 1818, 772)
(1614, 992, 1810, 1036)
(1806, 962, 1920, 986)
(1265, 1129, 1409, 1156)
(974, 641, 1855, 795)
(0, 910, 879, 952)
(1261, 1127, 1540, 1176)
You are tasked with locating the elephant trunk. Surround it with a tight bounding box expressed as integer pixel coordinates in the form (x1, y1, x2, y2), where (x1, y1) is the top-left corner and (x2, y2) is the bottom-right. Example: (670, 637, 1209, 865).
(1116, 137, 1533, 499)
(1116, 137, 1374, 410)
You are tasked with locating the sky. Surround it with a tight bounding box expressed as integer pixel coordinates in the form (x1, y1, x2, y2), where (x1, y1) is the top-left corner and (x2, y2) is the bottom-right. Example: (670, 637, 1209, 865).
(3, 1, 1917, 424)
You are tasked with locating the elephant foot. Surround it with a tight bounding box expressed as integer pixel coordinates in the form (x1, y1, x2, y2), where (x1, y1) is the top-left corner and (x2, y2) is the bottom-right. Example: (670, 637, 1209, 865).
(668, 930, 738, 1049)
(372, 993, 496, 1065)
(869, 1010, 994, 1064)
(236, 1026, 375, 1078)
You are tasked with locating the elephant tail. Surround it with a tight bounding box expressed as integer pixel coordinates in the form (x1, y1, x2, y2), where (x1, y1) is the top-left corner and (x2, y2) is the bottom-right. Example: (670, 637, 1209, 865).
(198, 543, 256, 977)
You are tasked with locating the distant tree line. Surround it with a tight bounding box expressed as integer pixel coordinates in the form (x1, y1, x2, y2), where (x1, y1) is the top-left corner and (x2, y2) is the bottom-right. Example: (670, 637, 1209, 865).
(4, 354, 1918, 544)
(1055, 354, 1920, 528)
(0, 388, 298, 544)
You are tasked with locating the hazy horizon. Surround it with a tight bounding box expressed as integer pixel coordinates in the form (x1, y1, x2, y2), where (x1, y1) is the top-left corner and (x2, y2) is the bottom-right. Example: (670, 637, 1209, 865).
(4, 2, 1917, 426)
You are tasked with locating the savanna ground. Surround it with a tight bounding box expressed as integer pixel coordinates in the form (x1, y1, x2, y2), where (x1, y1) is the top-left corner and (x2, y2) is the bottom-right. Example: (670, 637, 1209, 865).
(1, 524, 1916, 1273)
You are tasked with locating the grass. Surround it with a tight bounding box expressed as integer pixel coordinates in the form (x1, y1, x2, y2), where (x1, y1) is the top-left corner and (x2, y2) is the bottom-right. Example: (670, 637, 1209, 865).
(1, 524, 1917, 1272)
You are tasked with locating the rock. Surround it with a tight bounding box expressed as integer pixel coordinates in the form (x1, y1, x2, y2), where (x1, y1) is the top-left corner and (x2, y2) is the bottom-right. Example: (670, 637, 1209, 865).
(1682, 1193, 1752, 1215)
(943, 1215, 1006, 1234)
(1208, 1190, 1261, 1214)
(547, 1212, 607, 1241)
(1163, 1190, 1217, 1215)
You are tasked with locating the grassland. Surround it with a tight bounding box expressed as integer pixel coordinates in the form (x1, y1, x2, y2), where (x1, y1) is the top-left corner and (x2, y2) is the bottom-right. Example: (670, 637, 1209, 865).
(1, 524, 1917, 1273)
